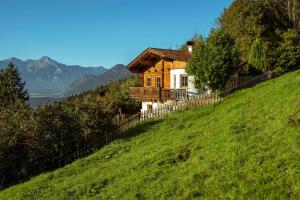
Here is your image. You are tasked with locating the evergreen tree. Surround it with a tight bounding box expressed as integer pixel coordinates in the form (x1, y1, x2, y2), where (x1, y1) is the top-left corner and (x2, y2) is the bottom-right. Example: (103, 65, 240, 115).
(0, 63, 29, 108)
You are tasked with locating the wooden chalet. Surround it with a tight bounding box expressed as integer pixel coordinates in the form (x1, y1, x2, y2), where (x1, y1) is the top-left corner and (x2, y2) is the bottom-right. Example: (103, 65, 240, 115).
(127, 44, 199, 112)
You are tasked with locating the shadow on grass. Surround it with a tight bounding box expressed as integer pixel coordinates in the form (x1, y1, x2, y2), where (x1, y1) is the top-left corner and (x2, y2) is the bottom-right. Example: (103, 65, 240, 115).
(117, 119, 164, 141)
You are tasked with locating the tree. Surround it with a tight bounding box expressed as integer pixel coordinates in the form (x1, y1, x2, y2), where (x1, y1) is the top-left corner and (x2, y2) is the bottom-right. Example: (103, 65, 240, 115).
(248, 37, 268, 72)
(0, 63, 30, 187)
(286, 0, 300, 28)
(0, 63, 28, 108)
(0, 105, 31, 186)
(275, 29, 300, 71)
(31, 104, 80, 161)
(219, 1, 266, 59)
(219, 0, 297, 63)
(103, 75, 140, 114)
(187, 29, 239, 91)
(0, 63, 121, 189)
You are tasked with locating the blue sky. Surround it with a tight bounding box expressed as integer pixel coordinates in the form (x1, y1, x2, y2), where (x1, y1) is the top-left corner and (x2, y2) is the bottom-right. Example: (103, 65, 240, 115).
(0, 0, 232, 68)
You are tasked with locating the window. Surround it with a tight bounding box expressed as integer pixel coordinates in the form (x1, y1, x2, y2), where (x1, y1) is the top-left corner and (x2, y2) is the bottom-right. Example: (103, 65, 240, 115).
(180, 74, 188, 88)
(147, 77, 151, 87)
(173, 75, 176, 88)
(156, 76, 161, 87)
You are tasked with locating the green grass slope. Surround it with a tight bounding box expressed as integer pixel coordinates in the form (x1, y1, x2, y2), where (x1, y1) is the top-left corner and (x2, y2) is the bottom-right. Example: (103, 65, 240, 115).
(1, 70, 300, 200)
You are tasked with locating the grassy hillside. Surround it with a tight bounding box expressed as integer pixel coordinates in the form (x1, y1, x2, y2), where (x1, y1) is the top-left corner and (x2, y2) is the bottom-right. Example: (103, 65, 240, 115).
(1, 70, 300, 199)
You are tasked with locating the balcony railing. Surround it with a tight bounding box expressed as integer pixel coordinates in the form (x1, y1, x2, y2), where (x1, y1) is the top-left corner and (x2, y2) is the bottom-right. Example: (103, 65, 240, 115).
(130, 87, 188, 101)
(161, 88, 187, 100)
(130, 87, 160, 101)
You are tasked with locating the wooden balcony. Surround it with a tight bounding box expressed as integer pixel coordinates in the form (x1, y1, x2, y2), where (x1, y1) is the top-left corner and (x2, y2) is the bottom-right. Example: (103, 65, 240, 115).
(130, 87, 188, 101)
(161, 88, 188, 100)
(130, 87, 160, 101)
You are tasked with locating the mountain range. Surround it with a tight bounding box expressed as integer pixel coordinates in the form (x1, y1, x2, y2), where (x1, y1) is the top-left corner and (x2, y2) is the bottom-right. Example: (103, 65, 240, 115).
(64, 64, 133, 96)
(0, 57, 132, 97)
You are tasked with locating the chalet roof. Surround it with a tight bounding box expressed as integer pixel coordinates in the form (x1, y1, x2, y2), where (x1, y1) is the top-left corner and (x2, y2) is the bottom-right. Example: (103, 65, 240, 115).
(127, 48, 191, 73)
(150, 48, 191, 61)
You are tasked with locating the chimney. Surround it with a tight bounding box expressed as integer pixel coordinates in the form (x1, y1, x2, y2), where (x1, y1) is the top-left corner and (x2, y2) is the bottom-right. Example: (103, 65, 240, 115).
(186, 40, 195, 53)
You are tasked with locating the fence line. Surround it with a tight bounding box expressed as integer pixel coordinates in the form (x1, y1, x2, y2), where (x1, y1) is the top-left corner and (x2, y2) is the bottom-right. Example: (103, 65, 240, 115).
(140, 93, 219, 120)
(1, 126, 117, 190)
(113, 92, 222, 133)
(116, 69, 296, 132)
(2, 68, 297, 190)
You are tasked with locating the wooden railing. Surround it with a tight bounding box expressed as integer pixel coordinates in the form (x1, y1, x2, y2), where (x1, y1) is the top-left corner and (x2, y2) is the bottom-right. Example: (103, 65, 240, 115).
(161, 89, 187, 100)
(130, 87, 189, 101)
(130, 87, 161, 101)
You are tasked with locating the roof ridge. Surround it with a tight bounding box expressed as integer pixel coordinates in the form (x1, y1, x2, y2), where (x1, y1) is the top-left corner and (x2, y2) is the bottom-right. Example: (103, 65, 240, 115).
(150, 47, 188, 52)
(127, 47, 191, 72)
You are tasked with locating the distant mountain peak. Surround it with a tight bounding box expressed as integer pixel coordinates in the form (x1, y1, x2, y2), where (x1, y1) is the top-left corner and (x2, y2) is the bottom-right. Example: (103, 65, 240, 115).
(113, 64, 126, 67)
(40, 56, 51, 60)
(38, 56, 57, 64)
(110, 64, 127, 70)
(9, 57, 22, 62)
